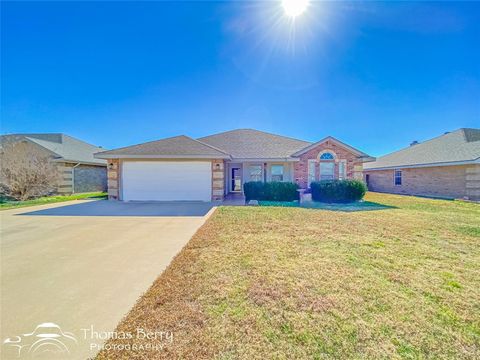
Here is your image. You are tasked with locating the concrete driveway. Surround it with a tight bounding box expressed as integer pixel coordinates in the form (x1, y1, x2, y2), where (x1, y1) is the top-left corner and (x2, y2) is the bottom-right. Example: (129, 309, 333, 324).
(0, 200, 215, 359)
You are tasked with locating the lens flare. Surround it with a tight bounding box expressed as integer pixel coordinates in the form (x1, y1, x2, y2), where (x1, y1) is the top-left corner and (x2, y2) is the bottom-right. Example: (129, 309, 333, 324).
(282, 0, 309, 18)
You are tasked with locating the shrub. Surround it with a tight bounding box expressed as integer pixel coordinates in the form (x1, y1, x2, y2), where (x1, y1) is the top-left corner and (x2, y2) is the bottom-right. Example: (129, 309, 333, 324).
(0, 141, 59, 201)
(264, 182, 299, 202)
(243, 181, 299, 202)
(310, 179, 366, 203)
(243, 181, 265, 202)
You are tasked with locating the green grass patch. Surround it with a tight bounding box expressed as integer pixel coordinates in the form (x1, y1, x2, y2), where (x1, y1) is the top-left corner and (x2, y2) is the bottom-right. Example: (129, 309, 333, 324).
(456, 225, 480, 237)
(96, 192, 480, 359)
(259, 199, 394, 212)
(0, 192, 107, 210)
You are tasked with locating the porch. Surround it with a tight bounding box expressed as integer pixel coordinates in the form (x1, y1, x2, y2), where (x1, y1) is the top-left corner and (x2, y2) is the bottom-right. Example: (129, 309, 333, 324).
(222, 192, 246, 206)
(224, 161, 296, 196)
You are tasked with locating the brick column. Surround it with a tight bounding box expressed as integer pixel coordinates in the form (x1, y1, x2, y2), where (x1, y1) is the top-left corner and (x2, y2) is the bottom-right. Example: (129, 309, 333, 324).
(353, 162, 364, 180)
(466, 165, 480, 201)
(212, 160, 225, 201)
(107, 159, 119, 200)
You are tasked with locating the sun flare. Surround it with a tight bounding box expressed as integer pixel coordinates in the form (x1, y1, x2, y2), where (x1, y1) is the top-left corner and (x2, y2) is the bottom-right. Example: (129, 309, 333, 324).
(282, 0, 309, 18)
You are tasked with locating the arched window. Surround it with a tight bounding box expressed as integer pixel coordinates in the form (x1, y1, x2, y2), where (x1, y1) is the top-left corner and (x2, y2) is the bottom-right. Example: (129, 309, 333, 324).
(319, 152, 335, 180)
(319, 152, 334, 160)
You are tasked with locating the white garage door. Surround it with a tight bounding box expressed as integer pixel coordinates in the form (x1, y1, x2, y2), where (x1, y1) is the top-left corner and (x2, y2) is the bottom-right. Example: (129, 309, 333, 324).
(122, 161, 212, 201)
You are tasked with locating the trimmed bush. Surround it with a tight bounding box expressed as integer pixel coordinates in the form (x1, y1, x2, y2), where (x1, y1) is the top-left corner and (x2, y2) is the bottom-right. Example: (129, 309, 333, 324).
(264, 182, 299, 202)
(310, 180, 366, 203)
(243, 181, 299, 202)
(243, 181, 265, 202)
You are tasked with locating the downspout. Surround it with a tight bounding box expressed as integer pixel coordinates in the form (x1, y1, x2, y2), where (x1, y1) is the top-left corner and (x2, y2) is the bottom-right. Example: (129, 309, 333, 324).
(71, 163, 81, 193)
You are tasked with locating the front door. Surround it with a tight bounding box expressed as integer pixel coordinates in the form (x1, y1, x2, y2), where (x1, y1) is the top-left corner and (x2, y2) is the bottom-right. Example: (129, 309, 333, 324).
(231, 168, 242, 192)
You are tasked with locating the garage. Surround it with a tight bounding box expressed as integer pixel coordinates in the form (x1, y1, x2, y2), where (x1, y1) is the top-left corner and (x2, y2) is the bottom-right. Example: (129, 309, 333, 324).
(122, 161, 212, 201)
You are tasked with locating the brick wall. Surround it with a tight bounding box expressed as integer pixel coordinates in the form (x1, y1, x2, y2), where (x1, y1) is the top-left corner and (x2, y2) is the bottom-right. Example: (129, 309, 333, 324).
(364, 164, 480, 200)
(74, 165, 107, 193)
(56, 162, 74, 194)
(294, 140, 364, 189)
(57, 163, 107, 194)
(107, 159, 120, 200)
(466, 165, 480, 200)
(212, 159, 225, 201)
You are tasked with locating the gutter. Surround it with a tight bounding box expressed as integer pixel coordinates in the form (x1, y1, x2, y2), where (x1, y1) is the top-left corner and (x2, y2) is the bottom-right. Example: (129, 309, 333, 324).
(364, 158, 480, 171)
(231, 157, 299, 162)
(52, 158, 107, 166)
(93, 154, 231, 160)
(360, 156, 376, 163)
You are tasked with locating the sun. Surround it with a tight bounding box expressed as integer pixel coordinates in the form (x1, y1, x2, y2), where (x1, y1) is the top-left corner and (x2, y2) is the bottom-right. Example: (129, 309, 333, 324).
(282, 0, 309, 18)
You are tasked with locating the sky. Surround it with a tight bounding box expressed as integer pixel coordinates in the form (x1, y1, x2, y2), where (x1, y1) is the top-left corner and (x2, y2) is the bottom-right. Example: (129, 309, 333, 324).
(1, 1, 479, 157)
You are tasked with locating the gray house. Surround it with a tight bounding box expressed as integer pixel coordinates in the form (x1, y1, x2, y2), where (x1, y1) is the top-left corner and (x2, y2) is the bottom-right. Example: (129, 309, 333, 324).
(0, 133, 107, 194)
(364, 128, 480, 201)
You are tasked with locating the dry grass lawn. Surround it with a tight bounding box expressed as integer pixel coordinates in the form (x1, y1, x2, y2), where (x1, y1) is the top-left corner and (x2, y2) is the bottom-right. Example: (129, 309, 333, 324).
(96, 193, 480, 359)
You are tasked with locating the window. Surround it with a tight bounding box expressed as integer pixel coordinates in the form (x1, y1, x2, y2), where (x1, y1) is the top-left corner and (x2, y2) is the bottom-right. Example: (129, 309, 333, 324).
(320, 162, 335, 180)
(249, 165, 262, 182)
(308, 160, 316, 186)
(338, 161, 346, 180)
(271, 165, 284, 182)
(394, 170, 402, 186)
(320, 152, 334, 160)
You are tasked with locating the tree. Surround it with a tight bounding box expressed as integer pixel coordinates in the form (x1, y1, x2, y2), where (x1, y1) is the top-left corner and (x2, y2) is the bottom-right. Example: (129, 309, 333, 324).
(0, 141, 59, 201)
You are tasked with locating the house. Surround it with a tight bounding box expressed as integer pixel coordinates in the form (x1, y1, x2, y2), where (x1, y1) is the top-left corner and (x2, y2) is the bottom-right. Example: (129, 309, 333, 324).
(0, 133, 107, 194)
(95, 129, 373, 201)
(363, 128, 480, 201)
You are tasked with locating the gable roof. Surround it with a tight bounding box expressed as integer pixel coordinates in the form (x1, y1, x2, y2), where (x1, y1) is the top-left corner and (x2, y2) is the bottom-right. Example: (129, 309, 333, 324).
(198, 129, 311, 160)
(94, 129, 371, 161)
(0, 133, 106, 165)
(291, 136, 372, 159)
(364, 128, 480, 170)
(95, 135, 230, 159)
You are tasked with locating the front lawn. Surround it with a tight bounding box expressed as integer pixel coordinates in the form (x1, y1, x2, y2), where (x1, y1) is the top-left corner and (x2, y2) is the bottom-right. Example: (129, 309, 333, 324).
(259, 199, 394, 212)
(0, 192, 107, 210)
(97, 193, 480, 359)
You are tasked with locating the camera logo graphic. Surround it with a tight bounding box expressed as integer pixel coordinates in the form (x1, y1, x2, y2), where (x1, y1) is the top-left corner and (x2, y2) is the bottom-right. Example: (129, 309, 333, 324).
(3, 322, 77, 358)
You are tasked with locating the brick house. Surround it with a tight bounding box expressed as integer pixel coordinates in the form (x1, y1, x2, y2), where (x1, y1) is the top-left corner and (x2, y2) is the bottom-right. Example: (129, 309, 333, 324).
(95, 129, 373, 201)
(0, 133, 107, 194)
(364, 128, 480, 201)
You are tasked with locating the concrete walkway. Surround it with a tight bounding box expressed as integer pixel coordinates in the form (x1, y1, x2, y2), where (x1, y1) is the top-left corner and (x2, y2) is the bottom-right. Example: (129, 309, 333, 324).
(0, 200, 215, 359)
(222, 193, 246, 206)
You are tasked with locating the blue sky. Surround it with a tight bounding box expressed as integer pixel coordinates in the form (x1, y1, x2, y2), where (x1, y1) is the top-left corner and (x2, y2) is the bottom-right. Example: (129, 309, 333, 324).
(1, 1, 479, 156)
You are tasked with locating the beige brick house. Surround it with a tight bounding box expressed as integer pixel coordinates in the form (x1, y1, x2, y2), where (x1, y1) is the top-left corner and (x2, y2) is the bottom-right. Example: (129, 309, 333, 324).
(364, 128, 480, 201)
(0, 133, 107, 194)
(95, 129, 373, 201)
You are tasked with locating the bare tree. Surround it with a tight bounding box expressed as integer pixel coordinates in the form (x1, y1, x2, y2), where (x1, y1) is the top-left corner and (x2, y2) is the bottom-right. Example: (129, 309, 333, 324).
(0, 141, 59, 201)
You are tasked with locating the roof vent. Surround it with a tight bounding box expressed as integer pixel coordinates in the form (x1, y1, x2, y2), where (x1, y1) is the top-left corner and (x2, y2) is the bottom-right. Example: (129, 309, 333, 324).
(410, 140, 419, 146)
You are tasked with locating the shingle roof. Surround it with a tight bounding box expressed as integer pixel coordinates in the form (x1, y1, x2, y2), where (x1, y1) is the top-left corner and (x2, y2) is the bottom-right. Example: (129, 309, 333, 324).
(291, 136, 372, 158)
(95, 135, 230, 159)
(364, 128, 480, 170)
(198, 129, 312, 159)
(0, 133, 106, 165)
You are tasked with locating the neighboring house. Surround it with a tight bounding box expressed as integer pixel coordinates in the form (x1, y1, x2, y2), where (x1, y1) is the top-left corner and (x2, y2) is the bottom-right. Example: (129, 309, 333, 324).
(0, 133, 107, 194)
(95, 129, 373, 201)
(364, 128, 480, 201)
